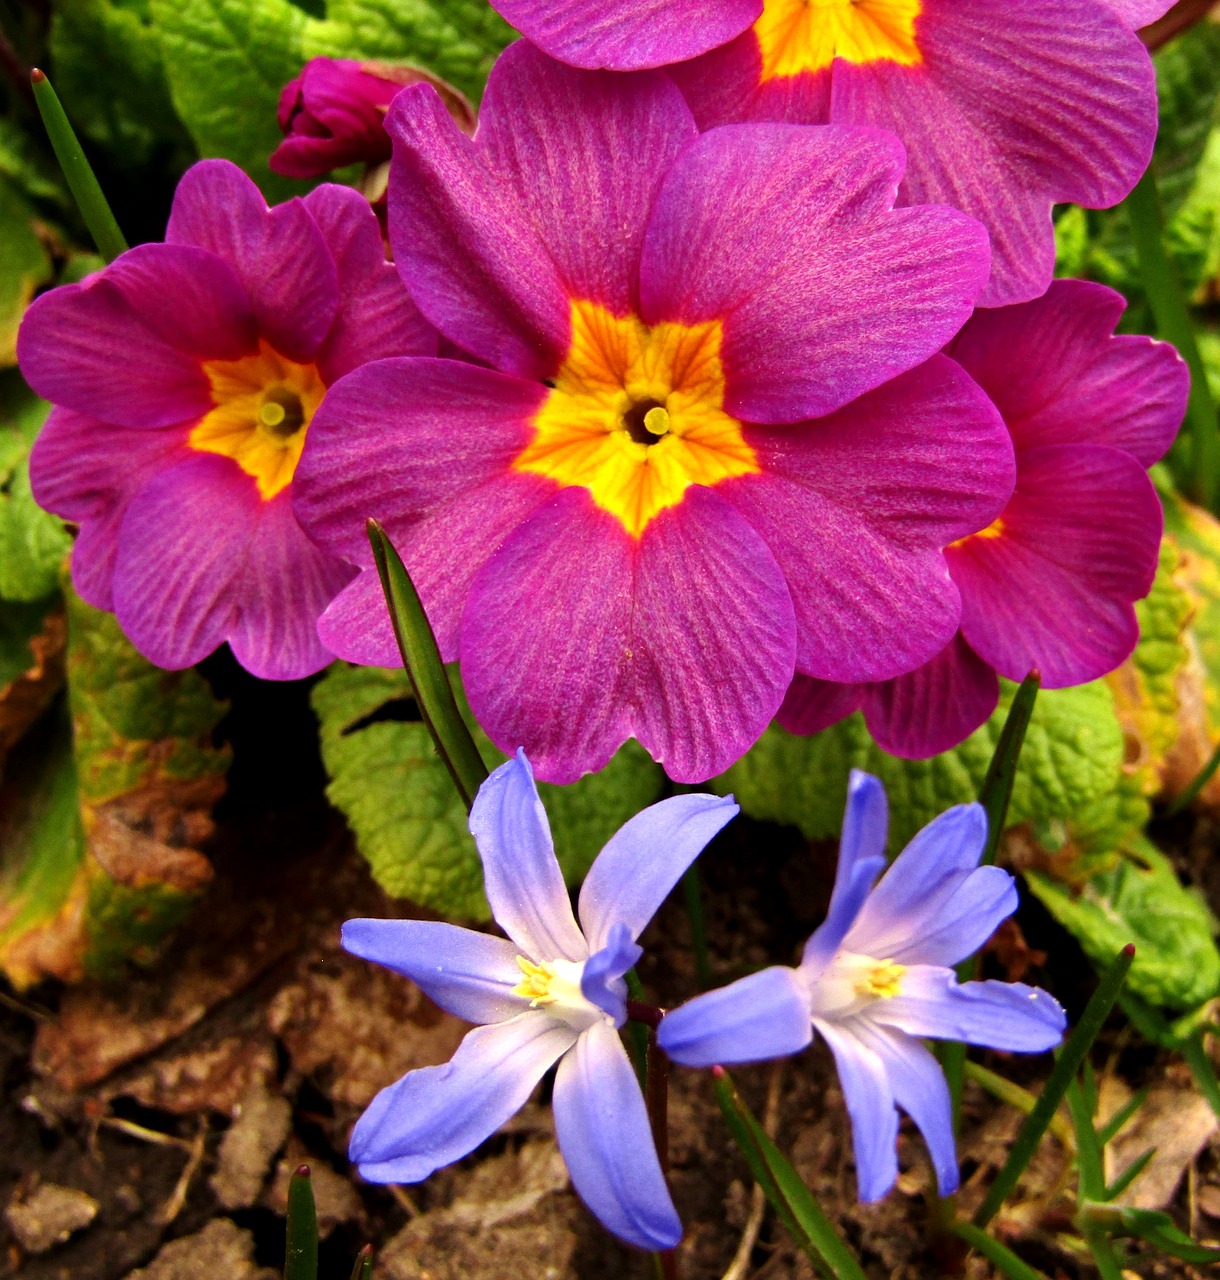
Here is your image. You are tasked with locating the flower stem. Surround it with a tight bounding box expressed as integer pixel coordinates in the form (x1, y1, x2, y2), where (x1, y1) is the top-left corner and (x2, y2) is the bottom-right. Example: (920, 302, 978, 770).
(30, 69, 128, 263)
(952, 1221, 1050, 1280)
(644, 1027, 679, 1280)
(682, 863, 712, 991)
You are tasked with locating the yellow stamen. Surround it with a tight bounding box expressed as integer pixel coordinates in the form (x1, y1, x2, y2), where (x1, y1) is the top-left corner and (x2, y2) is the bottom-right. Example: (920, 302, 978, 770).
(191, 340, 326, 500)
(513, 300, 760, 538)
(512, 956, 557, 1007)
(856, 959, 906, 1000)
(643, 406, 671, 437)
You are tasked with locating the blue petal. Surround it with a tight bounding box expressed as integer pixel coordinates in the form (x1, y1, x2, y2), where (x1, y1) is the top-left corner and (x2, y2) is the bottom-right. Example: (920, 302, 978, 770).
(814, 1017, 898, 1203)
(801, 771, 888, 971)
(873, 966, 1066, 1052)
(553, 1020, 682, 1251)
(342, 918, 524, 1025)
(350, 1012, 576, 1183)
(854, 1020, 959, 1197)
(578, 793, 738, 951)
(657, 967, 812, 1067)
(581, 922, 642, 1025)
(850, 865, 1018, 967)
(469, 751, 587, 963)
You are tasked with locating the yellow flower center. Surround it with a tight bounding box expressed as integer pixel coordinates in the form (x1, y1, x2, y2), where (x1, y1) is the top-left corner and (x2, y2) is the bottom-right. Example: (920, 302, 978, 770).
(753, 0, 923, 80)
(190, 340, 326, 500)
(512, 956, 559, 1006)
(950, 516, 1006, 550)
(512, 300, 760, 539)
(855, 958, 906, 1000)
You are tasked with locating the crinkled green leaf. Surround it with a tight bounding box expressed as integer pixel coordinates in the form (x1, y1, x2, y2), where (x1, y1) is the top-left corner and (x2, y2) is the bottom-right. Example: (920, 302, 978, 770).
(312, 662, 665, 919)
(0, 118, 68, 211)
(0, 716, 86, 988)
(149, 0, 310, 202)
(0, 179, 52, 369)
(0, 388, 71, 602)
(0, 583, 229, 988)
(1027, 836, 1220, 1011)
(0, 598, 56, 692)
(64, 581, 230, 807)
(719, 680, 1125, 854)
(50, 0, 191, 167)
(301, 0, 514, 101)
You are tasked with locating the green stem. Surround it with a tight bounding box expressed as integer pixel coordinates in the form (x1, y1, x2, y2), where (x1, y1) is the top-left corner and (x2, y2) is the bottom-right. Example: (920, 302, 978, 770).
(1079, 1220, 1126, 1280)
(952, 1222, 1050, 1280)
(30, 69, 127, 263)
(1181, 1030, 1220, 1124)
(681, 863, 711, 990)
(368, 520, 488, 811)
(348, 1245, 373, 1280)
(973, 946, 1134, 1229)
(1126, 168, 1219, 509)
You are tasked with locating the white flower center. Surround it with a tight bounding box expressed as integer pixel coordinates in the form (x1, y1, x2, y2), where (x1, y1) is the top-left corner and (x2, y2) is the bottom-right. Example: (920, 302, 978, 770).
(807, 949, 906, 1021)
(511, 955, 608, 1032)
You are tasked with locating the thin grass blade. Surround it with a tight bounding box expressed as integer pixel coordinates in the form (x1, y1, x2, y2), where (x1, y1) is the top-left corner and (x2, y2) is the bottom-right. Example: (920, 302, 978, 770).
(973, 945, 1135, 1228)
(952, 1222, 1051, 1280)
(713, 1068, 867, 1280)
(348, 1245, 374, 1280)
(368, 520, 488, 811)
(1103, 1147, 1155, 1203)
(285, 1165, 318, 1280)
(978, 671, 1040, 867)
(30, 70, 128, 263)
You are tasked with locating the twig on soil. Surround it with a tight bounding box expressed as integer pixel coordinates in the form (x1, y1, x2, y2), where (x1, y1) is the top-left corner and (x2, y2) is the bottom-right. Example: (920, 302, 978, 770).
(97, 1115, 197, 1151)
(720, 1061, 785, 1280)
(154, 1117, 207, 1225)
(386, 1185, 419, 1218)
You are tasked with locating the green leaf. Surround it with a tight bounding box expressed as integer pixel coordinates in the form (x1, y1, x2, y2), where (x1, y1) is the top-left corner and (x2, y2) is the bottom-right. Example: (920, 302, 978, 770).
(301, 0, 514, 102)
(149, 0, 310, 202)
(49, 0, 191, 166)
(720, 678, 1125, 855)
(0, 180, 53, 369)
(150, 0, 513, 201)
(0, 389, 71, 603)
(311, 662, 665, 918)
(1026, 836, 1220, 1011)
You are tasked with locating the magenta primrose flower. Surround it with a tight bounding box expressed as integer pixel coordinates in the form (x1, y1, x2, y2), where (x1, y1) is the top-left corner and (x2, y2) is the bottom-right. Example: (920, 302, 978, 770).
(658, 770, 1066, 1201)
(18, 160, 436, 679)
(779, 280, 1188, 759)
(343, 751, 739, 1250)
(271, 57, 475, 180)
(489, 1, 1166, 306)
(294, 40, 1016, 784)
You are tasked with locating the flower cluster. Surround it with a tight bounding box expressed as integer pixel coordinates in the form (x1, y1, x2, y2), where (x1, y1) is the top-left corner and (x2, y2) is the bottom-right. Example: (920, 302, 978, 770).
(19, 11, 1184, 777)
(346, 756, 1063, 1245)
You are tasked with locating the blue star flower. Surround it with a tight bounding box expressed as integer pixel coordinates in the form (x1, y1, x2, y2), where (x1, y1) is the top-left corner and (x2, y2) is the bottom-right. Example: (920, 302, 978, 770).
(657, 769, 1065, 1202)
(342, 749, 738, 1250)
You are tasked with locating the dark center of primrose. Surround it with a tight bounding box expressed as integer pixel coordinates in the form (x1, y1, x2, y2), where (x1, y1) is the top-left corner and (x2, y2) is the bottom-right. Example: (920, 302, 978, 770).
(259, 386, 307, 438)
(622, 398, 669, 446)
